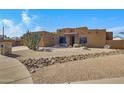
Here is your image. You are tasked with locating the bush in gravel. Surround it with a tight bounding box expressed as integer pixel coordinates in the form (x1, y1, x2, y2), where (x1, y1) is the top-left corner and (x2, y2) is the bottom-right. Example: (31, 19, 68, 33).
(22, 30, 41, 51)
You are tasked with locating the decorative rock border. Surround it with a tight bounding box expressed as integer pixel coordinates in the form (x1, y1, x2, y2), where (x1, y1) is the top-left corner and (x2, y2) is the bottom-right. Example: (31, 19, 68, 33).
(19, 50, 124, 73)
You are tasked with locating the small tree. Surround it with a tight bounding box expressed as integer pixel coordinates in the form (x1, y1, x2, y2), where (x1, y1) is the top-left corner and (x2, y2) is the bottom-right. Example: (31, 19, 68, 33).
(22, 31, 41, 51)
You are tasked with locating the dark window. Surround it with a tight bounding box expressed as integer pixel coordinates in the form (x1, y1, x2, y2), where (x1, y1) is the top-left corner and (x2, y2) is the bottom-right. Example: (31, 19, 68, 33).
(80, 37, 87, 44)
(59, 36, 66, 44)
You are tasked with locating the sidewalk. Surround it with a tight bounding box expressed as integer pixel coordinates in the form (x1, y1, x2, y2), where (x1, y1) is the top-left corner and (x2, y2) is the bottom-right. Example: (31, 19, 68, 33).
(70, 77, 124, 84)
(0, 55, 33, 84)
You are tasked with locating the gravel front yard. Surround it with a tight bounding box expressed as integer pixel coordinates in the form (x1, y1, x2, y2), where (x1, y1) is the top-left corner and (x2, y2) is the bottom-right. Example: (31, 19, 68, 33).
(12, 46, 124, 84)
(32, 54, 124, 84)
(13, 47, 116, 59)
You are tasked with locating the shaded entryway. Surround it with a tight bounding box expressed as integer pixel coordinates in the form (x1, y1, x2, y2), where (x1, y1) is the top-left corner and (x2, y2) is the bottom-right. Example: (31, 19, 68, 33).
(64, 32, 78, 46)
(70, 35, 75, 46)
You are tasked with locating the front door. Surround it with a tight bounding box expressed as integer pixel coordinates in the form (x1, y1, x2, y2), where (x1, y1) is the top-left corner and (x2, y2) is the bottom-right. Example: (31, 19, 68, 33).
(70, 35, 75, 46)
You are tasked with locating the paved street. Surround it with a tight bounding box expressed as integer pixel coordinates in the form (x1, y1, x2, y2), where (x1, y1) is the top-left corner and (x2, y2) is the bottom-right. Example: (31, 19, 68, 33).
(71, 77, 124, 84)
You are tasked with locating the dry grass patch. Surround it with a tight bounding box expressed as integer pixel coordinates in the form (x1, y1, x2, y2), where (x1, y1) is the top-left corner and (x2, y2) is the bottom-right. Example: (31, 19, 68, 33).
(32, 54, 124, 83)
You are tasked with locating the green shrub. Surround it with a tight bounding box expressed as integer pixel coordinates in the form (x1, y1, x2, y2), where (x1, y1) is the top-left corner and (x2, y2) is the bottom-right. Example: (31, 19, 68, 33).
(22, 31, 41, 51)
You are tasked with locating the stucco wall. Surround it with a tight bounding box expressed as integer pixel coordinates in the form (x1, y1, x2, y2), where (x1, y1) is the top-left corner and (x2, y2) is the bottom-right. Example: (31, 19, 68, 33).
(87, 29, 106, 48)
(106, 40, 124, 49)
(75, 27, 88, 44)
(38, 32, 57, 47)
(11, 40, 23, 46)
(0, 41, 12, 55)
(56, 27, 107, 48)
(106, 32, 113, 40)
(57, 27, 88, 35)
(30, 31, 57, 47)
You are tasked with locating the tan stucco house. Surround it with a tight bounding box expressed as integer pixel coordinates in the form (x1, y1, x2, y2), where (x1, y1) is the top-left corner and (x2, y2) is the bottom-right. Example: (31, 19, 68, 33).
(30, 27, 117, 48)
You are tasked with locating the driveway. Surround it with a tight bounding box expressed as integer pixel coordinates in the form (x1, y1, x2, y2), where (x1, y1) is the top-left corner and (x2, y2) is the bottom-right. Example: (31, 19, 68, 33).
(0, 55, 33, 84)
(12, 46, 29, 52)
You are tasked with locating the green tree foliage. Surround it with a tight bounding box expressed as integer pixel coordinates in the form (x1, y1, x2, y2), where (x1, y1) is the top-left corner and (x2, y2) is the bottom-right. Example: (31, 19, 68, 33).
(119, 31, 124, 34)
(22, 31, 41, 51)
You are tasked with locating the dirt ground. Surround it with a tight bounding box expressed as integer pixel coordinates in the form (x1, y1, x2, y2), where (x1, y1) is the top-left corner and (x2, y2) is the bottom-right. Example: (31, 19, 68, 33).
(12, 46, 124, 84)
(32, 54, 124, 84)
(13, 46, 116, 59)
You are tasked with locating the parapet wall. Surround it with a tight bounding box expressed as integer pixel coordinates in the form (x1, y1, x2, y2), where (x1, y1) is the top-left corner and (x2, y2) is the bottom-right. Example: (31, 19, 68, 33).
(106, 40, 124, 49)
(11, 40, 23, 46)
(87, 29, 106, 48)
(106, 32, 113, 40)
(0, 40, 12, 55)
(38, 32, 57, 47)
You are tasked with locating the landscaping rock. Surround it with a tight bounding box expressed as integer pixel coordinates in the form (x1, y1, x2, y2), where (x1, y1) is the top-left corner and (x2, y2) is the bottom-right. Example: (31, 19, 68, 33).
(30, 69, 36, 73)
(19, 50, 124, 73)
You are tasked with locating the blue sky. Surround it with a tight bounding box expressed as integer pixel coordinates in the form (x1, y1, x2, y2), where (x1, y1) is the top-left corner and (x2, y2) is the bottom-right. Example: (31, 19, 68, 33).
(0, 9, 124, 37)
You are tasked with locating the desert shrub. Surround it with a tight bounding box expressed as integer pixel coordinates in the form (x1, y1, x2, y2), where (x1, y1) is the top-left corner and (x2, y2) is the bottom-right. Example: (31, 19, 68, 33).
(22, 31, 41, 51)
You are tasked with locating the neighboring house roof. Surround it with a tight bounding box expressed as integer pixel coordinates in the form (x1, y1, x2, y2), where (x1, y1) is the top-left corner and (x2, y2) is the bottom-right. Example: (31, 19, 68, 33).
(113, 37, 122, 40)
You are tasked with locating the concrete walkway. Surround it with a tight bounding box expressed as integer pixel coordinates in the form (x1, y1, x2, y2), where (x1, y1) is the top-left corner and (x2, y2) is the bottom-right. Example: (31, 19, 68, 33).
(0, 55, 33, 84)
(12, 46, 29, 52)
(71, 77, 124, 84)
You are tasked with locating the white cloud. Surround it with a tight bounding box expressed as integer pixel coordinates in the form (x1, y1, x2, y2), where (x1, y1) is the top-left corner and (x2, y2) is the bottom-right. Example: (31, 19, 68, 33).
(107, 26, 124, 36)
(1, 19, 14, 28)
(33, 26, 43, 31)
(21, 10, 32, 25)
(108, 26, 124, 32)
(108, 26, 124, 33)
(21, 10, 39, 27)
(0, 10, 40, 37)
(0, 19, 24, 33)
(0, 18, 24, 37)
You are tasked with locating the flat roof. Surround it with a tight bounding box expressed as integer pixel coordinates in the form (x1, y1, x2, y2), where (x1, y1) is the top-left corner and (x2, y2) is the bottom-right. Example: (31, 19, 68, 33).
(64, 32, 78, 35)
